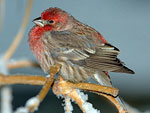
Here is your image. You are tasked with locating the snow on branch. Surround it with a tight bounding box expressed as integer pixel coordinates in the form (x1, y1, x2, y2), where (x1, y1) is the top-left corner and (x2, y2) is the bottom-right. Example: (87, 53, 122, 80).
(0, 56, 13, 113)
(76, 89, 100, 113)
(14, 97, 40, 113)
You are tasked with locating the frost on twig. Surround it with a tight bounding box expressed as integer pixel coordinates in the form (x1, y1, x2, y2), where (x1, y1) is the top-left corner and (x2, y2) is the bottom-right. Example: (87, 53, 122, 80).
(76, 89, 100, 113)
(0, 56, 8, 74)
(63, 97, 73, 113)
(14, 107, 29, 113)
(25, 97, 40, 112)
(1, 86, 13, 113)
(53, 77, 100, 113)
(0, 56, 13, 113)
(14, 97, 40, 113)
(59, 89, 100, 113)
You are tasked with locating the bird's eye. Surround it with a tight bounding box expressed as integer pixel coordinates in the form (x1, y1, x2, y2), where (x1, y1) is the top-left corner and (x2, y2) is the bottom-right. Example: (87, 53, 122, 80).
(49, 20, 54, 24)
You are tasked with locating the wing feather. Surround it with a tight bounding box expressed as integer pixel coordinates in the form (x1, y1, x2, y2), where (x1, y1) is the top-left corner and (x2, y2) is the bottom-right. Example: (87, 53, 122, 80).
(42, 31, 134, 74)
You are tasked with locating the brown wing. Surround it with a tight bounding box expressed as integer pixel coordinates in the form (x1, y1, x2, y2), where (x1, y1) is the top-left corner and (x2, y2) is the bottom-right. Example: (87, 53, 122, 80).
(43, 31, 134, 74)
(84, 43, 134, 74)
(43, 30, 96, 61)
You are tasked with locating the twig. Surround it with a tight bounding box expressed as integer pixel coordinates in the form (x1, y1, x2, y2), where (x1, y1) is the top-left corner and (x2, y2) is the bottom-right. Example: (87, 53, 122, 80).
(53, 80, 101, 113)
(53, 76, 119, 113)
(65, 81, 118, 97)
(3, 0, 33, 60)
(52, 76, 118, 97)
(37, 64, 61, 103)
(0, 73, 118, 97)
(17, 64, 61, 113)
(100, 94, 127, 113)
(0, 73, 46, 86)
(67, 89, 86, 113)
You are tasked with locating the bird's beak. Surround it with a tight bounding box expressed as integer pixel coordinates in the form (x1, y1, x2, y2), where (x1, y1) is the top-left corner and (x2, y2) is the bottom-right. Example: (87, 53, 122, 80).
(33, 17, 45, 27)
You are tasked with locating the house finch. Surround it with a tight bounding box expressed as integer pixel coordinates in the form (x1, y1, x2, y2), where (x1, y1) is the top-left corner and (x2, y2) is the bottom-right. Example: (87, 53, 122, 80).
(28, 7, 134, 84)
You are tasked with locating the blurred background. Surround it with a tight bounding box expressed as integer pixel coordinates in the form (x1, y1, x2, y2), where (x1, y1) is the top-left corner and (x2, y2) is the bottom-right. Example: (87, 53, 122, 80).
(0, 0, 150, 112)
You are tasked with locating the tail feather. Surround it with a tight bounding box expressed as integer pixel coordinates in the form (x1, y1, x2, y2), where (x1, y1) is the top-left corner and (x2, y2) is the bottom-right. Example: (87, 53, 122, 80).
(113, 66, 135, 74)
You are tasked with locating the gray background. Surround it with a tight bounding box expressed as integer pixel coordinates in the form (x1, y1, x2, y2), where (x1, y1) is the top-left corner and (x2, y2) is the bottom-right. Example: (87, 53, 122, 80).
(0, 0, 150, 112)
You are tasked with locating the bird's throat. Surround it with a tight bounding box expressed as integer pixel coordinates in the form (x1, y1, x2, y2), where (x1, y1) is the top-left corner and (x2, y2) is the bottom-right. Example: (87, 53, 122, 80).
(28, 25, 52, 50)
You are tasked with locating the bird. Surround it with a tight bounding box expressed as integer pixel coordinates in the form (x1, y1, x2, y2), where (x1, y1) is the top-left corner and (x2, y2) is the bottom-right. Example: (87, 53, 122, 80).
(28, 7, 134, 85)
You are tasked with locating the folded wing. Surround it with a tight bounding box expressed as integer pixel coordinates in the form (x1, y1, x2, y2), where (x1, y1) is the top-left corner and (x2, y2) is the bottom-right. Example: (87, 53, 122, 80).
(43, 30, 134, 74)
